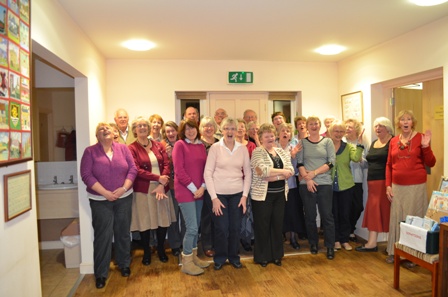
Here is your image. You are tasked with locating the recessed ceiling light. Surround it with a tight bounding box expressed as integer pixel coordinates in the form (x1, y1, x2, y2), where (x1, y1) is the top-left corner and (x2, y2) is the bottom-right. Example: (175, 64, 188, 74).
(410, 0, 448, 6)
(314, 44, 346, 55)
(122, 39, 156, 51)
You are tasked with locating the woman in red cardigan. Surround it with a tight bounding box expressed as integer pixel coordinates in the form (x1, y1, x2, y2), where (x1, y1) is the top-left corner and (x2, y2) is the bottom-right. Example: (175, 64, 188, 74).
(385, 110, 436, 264)
(128, 116, 176, 266)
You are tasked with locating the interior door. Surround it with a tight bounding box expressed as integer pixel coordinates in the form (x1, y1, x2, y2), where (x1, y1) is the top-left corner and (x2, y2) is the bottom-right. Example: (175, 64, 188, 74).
(209, 92, 268, 123)
(394, 78, 444, 199)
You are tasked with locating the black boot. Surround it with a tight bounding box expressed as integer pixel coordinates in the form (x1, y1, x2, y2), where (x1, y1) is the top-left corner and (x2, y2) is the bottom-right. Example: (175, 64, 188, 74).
(156, 227, 168, 263)
(140, 230, 151, 266)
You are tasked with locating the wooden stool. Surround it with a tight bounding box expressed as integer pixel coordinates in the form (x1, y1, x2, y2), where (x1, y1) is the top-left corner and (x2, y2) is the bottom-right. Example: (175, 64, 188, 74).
(394, 242, 439, 297)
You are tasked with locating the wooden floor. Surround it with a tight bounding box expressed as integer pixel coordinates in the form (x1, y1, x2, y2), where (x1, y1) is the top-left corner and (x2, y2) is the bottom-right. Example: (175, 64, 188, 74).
(71, 240, 434, 297)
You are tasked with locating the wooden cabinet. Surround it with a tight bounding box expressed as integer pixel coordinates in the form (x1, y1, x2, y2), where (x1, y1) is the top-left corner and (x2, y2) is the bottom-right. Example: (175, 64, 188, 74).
(439, 223, 448, 297)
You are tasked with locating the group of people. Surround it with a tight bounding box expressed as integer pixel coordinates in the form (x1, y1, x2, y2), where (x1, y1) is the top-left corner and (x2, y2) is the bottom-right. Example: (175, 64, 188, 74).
(80, 107, 436, 289)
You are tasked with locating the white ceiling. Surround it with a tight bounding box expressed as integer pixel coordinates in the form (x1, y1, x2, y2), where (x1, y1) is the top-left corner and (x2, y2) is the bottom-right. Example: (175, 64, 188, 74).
(58, 0, 448, 62)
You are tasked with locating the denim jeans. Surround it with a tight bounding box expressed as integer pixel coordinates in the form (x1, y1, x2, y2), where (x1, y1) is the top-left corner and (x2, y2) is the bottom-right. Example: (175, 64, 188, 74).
(212, 192, 243, 265)
(89, 194, 132, 278)
(178, 199, 203, 255)
(168, 189, 186, 250)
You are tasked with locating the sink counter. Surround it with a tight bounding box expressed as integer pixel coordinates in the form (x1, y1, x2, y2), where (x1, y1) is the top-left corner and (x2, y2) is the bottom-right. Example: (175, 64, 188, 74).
(37, 189, 79, 219)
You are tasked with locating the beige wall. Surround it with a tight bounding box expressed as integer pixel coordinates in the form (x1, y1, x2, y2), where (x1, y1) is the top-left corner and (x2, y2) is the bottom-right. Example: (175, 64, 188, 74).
(106, 60, 340, 123)
(0, 0, 106, 295)
(1, 1, 448, 295)
(339, 15, 448, 174)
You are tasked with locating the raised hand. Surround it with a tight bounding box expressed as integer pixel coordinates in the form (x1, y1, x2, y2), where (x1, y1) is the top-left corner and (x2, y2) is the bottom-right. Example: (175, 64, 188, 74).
(421, 130, 431, 148)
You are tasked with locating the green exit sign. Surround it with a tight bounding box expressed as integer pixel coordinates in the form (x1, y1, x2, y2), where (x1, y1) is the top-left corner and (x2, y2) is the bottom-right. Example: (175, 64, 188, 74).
(228, 71, 253, 84)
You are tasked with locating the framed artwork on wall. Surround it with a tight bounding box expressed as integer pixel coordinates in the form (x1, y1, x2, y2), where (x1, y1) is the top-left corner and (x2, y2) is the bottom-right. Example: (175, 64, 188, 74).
(4, 169, 31, 222)
(341, 91, 363, 123)
(0, 0, 32, 166)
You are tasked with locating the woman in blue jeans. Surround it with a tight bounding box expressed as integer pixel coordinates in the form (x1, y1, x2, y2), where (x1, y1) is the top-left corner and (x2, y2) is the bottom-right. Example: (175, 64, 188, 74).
(172, 120, 209, 275)
(204, 118, 252, 270)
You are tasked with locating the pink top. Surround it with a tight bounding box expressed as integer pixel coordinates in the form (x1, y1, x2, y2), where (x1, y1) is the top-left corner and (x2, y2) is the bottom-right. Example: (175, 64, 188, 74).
(204, 139, 252, 199)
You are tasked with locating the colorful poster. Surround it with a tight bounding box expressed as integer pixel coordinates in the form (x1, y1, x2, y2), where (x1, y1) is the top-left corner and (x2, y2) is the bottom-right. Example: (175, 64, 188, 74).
(9, 100, 19, 129)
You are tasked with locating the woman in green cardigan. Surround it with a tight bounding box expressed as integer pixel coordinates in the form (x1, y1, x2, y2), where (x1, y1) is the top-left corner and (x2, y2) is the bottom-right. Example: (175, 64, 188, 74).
(328, 120, 363, 251)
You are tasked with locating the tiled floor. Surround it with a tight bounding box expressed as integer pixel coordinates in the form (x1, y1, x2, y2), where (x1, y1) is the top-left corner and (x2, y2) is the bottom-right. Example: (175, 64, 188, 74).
(39, 249, 82, 297)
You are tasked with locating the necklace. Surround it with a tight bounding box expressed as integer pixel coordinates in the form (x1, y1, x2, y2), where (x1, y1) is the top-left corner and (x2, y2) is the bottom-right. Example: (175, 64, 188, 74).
(138, 138, 149, 148)
(398, 132, 413, 151)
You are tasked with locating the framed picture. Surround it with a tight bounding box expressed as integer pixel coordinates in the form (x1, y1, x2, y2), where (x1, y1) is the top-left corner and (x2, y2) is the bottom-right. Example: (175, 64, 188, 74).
(438, 176, 448, 192)
(4, 170, 31, 222)
(341, 91, 363, 122)
(0, 0, 32, 167)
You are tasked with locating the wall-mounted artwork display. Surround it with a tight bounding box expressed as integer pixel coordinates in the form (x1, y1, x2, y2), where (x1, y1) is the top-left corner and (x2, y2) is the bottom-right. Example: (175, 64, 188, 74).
(341, 91, 363, 123)
(0, 0, 32, 166)
(4, 170, 32, 222)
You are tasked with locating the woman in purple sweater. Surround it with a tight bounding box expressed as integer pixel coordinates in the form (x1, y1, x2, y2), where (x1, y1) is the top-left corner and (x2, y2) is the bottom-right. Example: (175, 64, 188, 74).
(80, 122, 137, 289)
(172, 120, 209, 275)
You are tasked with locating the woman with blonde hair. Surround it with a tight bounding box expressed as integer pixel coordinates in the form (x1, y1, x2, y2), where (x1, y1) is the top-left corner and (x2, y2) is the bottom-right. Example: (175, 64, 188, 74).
(149, 114, 164, 142)
(128, 116, 176, 266)
(204, 117, 252, 270)
(80, 123, 137, 288)
(329, 120, 363, 251)
(384, 110, 435, 263)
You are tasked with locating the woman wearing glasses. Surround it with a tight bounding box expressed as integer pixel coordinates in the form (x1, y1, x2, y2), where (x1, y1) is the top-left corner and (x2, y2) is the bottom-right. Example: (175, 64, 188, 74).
(128, 117, 176, 266)
(204, 117, 252, 270)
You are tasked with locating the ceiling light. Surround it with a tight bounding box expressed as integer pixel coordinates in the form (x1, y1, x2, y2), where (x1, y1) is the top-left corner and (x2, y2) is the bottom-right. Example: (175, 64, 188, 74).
(122, 39, 155, 51)
(314, 44, 346, 55)
(410, 0, 448, 6)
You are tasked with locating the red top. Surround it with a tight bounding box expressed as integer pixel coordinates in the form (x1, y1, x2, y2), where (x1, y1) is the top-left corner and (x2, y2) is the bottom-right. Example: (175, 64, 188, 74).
(128, 139, 170, 193)
(385, 133, 436, 187)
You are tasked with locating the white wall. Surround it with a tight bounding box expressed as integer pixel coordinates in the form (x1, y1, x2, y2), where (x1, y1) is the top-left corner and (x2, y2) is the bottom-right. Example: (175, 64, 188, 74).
(0, 0, 107, 295)
(106, 60, 339, 123)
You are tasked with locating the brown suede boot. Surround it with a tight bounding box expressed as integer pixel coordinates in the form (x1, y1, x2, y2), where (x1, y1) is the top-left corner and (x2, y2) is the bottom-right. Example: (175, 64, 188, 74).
(181, 252, 204, 276)
(192, 247, 210, 268)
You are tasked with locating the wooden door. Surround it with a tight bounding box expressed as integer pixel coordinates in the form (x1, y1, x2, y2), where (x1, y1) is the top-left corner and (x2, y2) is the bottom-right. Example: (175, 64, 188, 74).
(394, 78, 444, 200)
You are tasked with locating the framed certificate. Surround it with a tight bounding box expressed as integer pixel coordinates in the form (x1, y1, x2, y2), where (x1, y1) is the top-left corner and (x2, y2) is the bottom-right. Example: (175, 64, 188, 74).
(4, 170, 31, 222)
(341, 91, 363, 122)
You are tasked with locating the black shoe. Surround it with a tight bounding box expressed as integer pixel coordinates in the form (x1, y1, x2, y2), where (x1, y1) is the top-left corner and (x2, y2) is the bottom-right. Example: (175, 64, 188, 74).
(142, 255, 151, 266)
(241, 240, 252, 252)
(310, 244, 318, 254)
(214, 263, 224, 270)
(120, 267, 131, 277)
(171, 248, 181, 257)
(231, 261, 243, 269)
(259, 261, 268, 267)
(355, 245, 378, 252)
(273, 259, 282, 266)
(158, 252, 168, 263)
(327, 248, 334, 260)
(95, 277, 106, 289)
(291, 241, 300, 250)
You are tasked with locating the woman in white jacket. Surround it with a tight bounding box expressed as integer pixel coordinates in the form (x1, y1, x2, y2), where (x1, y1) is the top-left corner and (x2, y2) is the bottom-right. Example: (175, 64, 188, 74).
(250, 123, 294, 267)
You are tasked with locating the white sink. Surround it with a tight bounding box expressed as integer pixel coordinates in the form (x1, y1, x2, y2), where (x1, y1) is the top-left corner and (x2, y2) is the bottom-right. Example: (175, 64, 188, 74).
(38, 183, 78, 190)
